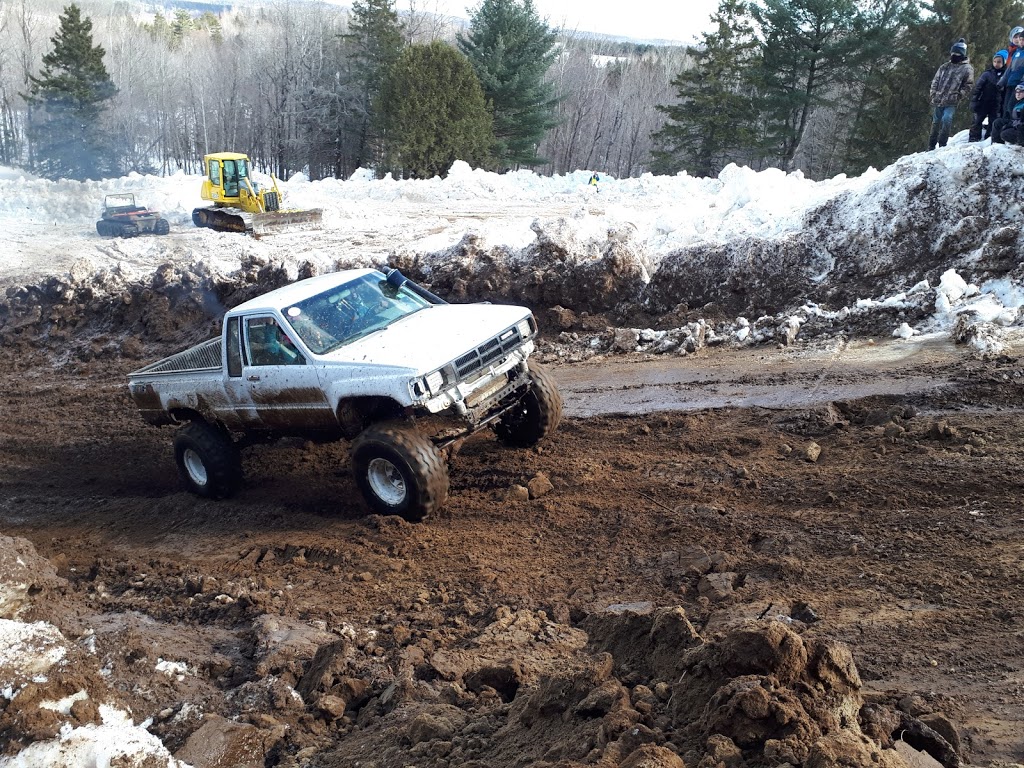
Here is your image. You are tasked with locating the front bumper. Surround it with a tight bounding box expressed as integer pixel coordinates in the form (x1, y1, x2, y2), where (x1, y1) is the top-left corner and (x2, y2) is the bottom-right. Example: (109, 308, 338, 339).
(422, 342, 534, 420)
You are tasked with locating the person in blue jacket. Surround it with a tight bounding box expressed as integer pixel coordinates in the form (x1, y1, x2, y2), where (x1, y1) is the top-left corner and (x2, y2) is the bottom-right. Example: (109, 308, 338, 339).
(998, 27, 1024, 115)
(970, 50, 1008, 141)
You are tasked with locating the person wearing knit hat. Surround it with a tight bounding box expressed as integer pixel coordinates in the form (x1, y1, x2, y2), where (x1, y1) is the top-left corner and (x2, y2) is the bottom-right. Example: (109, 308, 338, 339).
(993, 83, 1024, 144)
(928, 38, 975, 150)
(969, 50, 1008, 141)
(999, 27, 1024, 116)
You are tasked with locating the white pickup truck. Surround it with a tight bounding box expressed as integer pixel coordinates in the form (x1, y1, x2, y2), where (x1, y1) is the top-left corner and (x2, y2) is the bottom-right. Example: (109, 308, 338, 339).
(127, 268, 562, 520)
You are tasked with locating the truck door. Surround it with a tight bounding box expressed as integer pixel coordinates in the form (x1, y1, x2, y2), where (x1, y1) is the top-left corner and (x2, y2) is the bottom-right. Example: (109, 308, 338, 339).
(221, 315, 257, 428)
(238, 315, 334, 431)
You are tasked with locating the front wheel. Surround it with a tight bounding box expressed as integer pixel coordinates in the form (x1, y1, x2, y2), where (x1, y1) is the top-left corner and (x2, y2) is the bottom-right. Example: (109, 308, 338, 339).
(155, 218, 170, 235)
(173, 421, 242, 499)
(494, 363, 563, 448)
(350, 422, 449, 522)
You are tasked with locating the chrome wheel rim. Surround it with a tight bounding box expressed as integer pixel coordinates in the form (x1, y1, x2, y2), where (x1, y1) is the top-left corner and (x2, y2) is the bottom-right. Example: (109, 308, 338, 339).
(367, 457, 406, 506)
(183, 448, 208, 487)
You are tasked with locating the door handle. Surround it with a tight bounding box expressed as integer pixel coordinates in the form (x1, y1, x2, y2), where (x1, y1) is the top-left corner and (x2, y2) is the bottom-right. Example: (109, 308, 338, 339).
(247, 375, 261, 381)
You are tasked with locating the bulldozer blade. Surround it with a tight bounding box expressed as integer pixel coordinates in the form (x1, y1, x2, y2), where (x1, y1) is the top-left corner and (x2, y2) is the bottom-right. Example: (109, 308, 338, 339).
(251, 208, 324, 237)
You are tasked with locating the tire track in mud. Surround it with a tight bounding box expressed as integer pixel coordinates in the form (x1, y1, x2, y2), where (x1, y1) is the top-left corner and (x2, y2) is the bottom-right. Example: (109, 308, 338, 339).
(553, 336, 972, 417)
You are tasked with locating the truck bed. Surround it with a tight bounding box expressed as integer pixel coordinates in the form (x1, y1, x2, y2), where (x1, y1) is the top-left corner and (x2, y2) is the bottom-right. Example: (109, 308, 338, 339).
(129, 338, 222, 378)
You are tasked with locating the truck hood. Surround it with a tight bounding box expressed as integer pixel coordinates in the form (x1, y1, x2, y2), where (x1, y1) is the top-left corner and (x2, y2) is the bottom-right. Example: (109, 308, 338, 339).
(320, 303, 531, 372)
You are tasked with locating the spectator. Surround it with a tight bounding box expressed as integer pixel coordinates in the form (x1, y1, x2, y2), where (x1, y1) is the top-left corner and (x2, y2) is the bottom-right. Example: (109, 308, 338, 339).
(999, 27, 1024, 115)
(928, 38, 975, 150)
(969, 50, 1008, 141)
(992, 83, 1024, 144)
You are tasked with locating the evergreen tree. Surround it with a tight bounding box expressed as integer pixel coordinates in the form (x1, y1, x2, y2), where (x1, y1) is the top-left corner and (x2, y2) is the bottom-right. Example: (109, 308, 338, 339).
(457, 0, 558, 167)
(144, 12, 172, 42)
(198, 12, 224, 44)
(346, 0, 405, 169)
(171, 9, 194, 46)
(842, 0, 926, 173)
(377, 41, 494, 178)
(650, 0, 759, 177)
(751, 0, 875, 170)
(25, 4, 117, 180)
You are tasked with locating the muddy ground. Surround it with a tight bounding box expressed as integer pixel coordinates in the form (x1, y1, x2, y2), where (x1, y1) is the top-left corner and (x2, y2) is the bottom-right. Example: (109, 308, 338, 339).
(2, 331, 1023, 767)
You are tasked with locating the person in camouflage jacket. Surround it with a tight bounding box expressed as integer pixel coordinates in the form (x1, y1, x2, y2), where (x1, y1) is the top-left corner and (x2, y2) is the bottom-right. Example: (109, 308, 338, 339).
(929, 38, 975, 150)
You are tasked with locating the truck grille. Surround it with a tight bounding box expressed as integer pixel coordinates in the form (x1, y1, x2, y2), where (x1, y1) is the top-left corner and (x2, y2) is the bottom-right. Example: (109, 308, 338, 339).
(454, 326, 523, 380)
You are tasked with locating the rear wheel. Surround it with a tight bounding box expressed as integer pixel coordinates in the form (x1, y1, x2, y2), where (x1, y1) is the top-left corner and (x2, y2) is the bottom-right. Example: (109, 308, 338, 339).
(494, 363, 563, 448)
(118, 222, 139, 238)
(351, 421, 448, 522)
(173, 421, 242, 499)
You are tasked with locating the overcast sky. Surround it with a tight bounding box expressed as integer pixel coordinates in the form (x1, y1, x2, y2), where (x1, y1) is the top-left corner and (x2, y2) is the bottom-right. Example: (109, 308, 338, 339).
(420, 0, 720, 43)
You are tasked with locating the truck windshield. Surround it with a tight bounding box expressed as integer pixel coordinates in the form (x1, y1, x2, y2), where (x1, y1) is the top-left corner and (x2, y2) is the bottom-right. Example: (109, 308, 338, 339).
(282, 273, 431, 354)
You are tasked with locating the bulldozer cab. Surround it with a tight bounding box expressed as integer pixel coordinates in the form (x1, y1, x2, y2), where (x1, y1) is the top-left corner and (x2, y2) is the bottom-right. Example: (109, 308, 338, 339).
(206, 154, 251, 201)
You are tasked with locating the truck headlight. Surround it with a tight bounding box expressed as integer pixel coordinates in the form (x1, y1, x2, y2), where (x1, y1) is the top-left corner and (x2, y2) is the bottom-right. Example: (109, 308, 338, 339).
(413, 368, 447, 399)
(425, 369, 445, 394)
(516, 318, 533, 339)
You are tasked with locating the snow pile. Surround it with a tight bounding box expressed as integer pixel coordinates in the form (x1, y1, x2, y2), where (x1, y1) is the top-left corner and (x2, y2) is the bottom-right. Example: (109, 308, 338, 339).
(0, 536, 189, 768)
(0, 619, 188, 768)
(3, 139, 1024, 359)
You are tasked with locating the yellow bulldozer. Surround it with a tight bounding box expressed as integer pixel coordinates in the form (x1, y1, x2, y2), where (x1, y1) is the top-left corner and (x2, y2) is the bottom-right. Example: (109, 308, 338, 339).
(191, 152, 322, 236)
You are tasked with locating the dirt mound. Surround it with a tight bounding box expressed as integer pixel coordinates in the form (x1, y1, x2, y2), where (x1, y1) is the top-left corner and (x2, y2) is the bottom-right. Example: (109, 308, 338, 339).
(0, 535, 66, 620)
(0, 255, 327, 363)
(647, 149, 1024, 319)
(392, 218, 651, 314)
(310, 613, 955, 768)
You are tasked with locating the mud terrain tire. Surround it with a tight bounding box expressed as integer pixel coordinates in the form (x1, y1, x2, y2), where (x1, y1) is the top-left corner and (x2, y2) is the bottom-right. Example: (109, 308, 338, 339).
(155, 218, 170, 235)
(351, 422, 449, 522)
(495, 363, 563, 448)
(173, 421, 242, 499)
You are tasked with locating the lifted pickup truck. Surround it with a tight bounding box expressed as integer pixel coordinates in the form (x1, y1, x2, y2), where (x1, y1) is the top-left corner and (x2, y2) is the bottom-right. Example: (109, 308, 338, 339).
(127, 268, 562, 521)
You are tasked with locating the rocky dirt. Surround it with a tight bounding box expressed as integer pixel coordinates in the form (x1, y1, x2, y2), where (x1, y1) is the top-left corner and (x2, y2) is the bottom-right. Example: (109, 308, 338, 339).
(2, 317, 1024, 766)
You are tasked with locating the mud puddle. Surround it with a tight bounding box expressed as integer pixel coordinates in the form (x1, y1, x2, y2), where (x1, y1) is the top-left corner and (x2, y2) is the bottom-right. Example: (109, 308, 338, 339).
(555, 336, 973, 417)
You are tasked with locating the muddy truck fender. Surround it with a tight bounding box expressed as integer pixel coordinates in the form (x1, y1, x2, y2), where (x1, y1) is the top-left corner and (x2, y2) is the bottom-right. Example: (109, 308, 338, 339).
(127, 338, 231, 426)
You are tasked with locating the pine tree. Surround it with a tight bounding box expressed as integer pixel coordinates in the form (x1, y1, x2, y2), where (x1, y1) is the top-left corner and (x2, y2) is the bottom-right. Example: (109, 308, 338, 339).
(842, 0, 926, 173)
(650, 0, 759, 177)
(346, 0, 405, 169)
(25, 4, 117, 180)
(377, 42, 494, 178)
(171, 10, 194, 46)
(457, 0, 558, 168)
(144, 12, 172, 42)
(198, 12, 224, 44)
(752, 0, 875, 170)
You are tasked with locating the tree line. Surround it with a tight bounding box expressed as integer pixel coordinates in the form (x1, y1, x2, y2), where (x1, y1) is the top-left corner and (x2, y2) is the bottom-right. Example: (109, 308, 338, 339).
(5, 0, 1024, 185)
